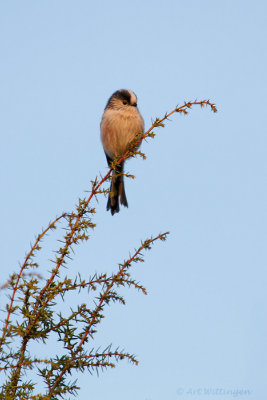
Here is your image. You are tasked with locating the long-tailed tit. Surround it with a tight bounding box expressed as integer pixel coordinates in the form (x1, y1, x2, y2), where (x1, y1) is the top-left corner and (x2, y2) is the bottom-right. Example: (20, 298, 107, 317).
(101, 89, 144, 215)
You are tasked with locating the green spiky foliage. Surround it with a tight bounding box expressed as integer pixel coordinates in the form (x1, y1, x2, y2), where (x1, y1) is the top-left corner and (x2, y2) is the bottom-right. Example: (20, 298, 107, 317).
(0, 100, 217, 399)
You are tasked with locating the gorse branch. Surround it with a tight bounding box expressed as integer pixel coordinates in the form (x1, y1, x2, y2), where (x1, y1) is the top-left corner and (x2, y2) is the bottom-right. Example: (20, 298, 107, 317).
(112, 100, 217, 168)
(47, 232, 168, 396)
(0, 99, 216, 399)
(0, 215, 64, 348)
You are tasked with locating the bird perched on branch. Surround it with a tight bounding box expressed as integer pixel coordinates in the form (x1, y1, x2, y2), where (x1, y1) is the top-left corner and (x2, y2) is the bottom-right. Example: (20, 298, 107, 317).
(100, 89, 144, 215)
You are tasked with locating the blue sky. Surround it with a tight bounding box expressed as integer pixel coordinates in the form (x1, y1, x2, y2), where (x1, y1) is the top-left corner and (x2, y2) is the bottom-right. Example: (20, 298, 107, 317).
(0, 1, 266, 399)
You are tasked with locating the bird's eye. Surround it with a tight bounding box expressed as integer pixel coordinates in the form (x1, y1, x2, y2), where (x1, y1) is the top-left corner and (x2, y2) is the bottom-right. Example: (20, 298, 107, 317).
(122, 100, 128, 105)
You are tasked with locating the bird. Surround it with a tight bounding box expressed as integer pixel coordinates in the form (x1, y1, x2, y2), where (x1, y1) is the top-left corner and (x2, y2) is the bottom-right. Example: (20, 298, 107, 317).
(100, 89, 144, 215)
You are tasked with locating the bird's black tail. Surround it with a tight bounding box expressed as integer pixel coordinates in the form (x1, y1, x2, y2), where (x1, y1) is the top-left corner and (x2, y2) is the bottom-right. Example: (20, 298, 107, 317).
(107, 165, 128, 215)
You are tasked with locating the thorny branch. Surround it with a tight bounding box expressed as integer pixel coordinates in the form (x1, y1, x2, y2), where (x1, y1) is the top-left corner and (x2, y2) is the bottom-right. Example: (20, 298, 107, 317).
(0, 99, 216, 399)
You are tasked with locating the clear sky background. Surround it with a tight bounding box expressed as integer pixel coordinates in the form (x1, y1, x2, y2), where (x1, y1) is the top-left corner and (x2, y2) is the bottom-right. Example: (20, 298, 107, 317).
(0, 1, 266, 399)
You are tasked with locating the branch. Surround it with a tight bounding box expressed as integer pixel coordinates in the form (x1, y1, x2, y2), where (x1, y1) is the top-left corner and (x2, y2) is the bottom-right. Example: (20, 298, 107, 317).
(48, 232, 169, 394)
(0, 215, 64, 348)
(2, 99, 216, 397)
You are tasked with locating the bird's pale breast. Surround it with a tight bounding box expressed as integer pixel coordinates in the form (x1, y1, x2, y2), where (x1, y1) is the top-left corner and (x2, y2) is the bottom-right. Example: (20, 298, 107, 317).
(101, 109, 144, 158)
